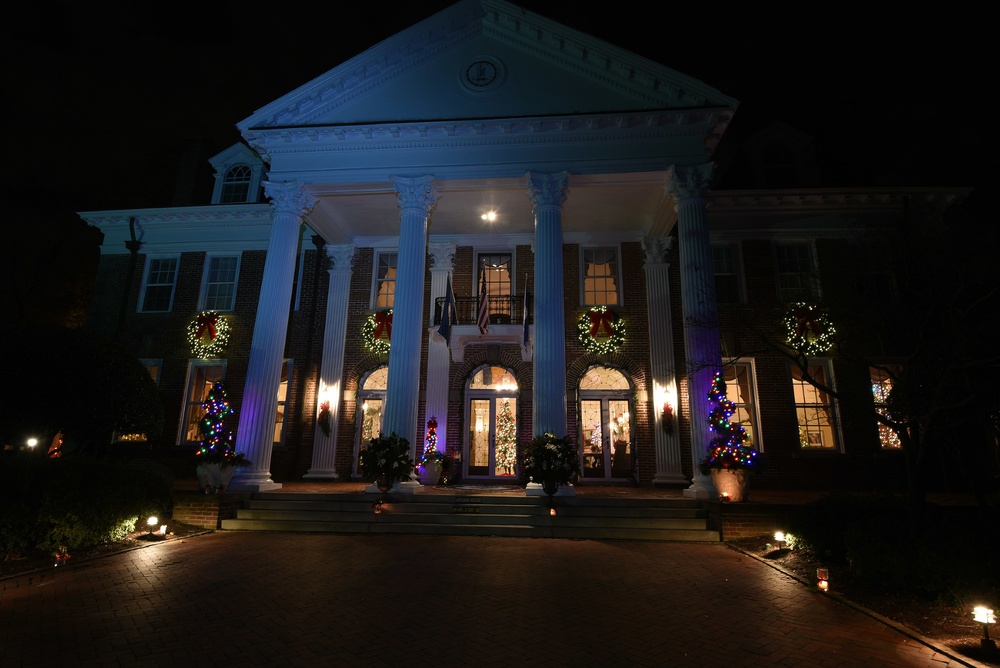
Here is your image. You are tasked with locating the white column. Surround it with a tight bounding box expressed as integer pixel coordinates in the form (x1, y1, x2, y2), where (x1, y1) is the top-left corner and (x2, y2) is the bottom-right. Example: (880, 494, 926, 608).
(527, 172, 569, 437)
(383, 176, 439, 455)
(305, 244, 355, 479)
(667, 164, 721, 500)
(644, 237, 688, 485)
(230, 181, 316, 492)
(425, 242, 456, 457)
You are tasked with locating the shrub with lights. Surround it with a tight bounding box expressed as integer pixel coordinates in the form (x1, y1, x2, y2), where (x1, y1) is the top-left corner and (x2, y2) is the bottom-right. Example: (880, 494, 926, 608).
(362, 309, 393, 355)
(699, 370, 762, 474)
(194, 381, 249, 469)
(577, 306, 625, 355)
(186, 311, 231, 359)
(783, 302, 835, 356)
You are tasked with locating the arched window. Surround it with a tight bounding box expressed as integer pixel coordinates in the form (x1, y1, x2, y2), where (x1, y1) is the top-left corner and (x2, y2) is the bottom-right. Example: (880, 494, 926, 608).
(221, 165, 252, 203)
(579, 366, 634, 480)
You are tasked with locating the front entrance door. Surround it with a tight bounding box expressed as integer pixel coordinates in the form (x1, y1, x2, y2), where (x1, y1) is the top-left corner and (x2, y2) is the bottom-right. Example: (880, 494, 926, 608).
(465, 365, 519, 479)
(581, 399, 633, 479)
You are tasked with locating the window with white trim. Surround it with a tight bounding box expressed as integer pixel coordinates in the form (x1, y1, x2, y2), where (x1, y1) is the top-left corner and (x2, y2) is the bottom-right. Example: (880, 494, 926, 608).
(791, 361, 839, 450)
(221, 165, 252, 203)
(373, 252, 397, 309)
(870, 364, 902, 449)
(713, 244, 743, 304)
(724, 360, 761, 450)
(202, 255, 240, 311)
(775, 242, 818, 303)
(180, 361, 226, 443)
(139, 257, 179, 313)
(582, 247, 619, 306)
(274, 359, 293, 446)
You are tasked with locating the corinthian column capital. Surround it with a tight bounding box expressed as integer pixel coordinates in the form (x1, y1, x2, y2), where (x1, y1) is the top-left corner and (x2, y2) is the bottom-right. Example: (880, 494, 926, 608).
(264, 181, 318, 217)
(664, 163, 715, 203)
(391, 175, 439, 215)
(526, 171, 569, 210)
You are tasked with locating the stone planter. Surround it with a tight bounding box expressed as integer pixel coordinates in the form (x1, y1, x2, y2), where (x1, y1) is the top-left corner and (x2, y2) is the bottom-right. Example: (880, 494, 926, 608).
(709, 468, 750, 502)
(196, 462, 236, 493)
(419, 461, 443, 486)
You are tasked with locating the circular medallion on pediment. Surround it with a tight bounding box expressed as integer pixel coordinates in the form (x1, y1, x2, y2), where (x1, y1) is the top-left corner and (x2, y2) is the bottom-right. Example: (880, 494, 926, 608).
(461, 57, 504, 92)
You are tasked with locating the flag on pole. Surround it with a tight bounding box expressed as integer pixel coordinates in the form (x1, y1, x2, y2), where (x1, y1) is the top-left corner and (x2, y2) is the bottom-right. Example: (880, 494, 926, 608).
(522, 289, 532, 347)
(477, 272, 490, 334)
(437, 274, 458, 345)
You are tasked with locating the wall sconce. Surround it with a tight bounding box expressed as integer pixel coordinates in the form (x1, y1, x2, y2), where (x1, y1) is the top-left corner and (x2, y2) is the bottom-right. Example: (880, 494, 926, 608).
(973, 606, 996, 653)
(661, 402, 674, 435)
(816, 568, 830, 591)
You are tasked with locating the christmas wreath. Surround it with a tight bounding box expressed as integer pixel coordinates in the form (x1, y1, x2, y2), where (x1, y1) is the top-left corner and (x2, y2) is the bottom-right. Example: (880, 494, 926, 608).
(186, 311, 231, 359)
(362, 309, 393, 354)
(577, 306, 625, 355)
(783, 302, 835, 355)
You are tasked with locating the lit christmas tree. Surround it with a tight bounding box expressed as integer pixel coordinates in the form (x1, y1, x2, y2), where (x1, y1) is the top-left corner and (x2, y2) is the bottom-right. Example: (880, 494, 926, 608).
(699, 370, 760, 473)
(421, 416, 440, 463)
(495, 398, 517, 475)
(195, 381, 239, 464)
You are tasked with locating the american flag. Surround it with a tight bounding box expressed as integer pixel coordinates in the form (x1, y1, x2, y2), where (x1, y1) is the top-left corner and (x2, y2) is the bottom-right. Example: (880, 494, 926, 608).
(477, 272, 490, 334)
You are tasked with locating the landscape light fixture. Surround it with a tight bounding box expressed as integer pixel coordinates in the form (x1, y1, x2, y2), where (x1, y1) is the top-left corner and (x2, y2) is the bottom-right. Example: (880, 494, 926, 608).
(816, 568, 830, 591)
(973, 606, 996, 653)
(774, 531, 786, 549)
(26, 438, 38, 448)
(146, 516, 158, 536)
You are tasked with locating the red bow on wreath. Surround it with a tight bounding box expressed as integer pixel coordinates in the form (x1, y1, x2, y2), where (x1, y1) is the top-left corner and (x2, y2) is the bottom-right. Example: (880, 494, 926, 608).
(373, 311, 393, 340)
(588, 310, 614, 337)
(793, 306, 820, 338)
(196, 312, 219, 341)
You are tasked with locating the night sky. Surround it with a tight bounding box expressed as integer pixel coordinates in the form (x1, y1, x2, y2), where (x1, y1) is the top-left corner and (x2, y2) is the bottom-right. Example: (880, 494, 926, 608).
(1, 1, 991, 217)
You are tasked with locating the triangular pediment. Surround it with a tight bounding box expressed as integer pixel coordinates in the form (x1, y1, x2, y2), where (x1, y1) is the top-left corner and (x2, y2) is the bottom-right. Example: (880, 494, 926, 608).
(238, 0, 736, 133)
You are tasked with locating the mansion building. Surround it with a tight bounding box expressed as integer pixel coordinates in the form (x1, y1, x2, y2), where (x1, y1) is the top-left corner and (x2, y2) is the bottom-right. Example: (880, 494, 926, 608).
(80, 0, 965, 494)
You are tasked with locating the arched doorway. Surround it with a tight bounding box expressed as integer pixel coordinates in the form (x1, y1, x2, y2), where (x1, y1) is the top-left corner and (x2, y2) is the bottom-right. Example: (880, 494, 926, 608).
(465, 365, 519, 479)
(353, 365, 388, 476)
(579, 366, 634, 480)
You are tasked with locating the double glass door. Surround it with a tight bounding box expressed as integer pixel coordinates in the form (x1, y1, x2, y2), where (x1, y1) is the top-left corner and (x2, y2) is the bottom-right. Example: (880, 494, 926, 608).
(580, 398, 633, 479)
(468, 396, 518, 478)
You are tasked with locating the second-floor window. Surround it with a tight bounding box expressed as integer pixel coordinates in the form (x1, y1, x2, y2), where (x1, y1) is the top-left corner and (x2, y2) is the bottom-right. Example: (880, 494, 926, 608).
(583, 247, 619, 306)
(713, 244, 743, 304)
(139, 257, 179, 313)
(202, 255, 240, 311)
(374, 252, 397, 308)
(775, 242, 817, 303)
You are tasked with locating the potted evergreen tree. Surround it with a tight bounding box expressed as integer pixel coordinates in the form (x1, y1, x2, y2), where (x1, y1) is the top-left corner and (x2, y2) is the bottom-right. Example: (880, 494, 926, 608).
(699, 370, 763, 501)
(194, 381, 250, 493)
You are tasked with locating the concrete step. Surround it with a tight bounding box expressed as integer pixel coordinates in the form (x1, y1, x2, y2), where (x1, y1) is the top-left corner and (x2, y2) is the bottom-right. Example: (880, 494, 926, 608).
(220, 491, 719, 542)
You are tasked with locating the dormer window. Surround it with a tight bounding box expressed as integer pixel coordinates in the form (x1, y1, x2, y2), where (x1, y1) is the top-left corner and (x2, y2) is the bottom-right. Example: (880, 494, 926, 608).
(221, 165, 252, 203)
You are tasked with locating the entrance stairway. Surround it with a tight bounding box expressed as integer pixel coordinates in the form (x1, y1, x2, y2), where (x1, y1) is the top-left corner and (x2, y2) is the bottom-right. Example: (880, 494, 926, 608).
(220, 491, 720, 542)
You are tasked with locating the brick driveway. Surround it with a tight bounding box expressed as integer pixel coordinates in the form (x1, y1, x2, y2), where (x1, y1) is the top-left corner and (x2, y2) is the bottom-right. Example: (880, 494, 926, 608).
(0, 532, 978, 667)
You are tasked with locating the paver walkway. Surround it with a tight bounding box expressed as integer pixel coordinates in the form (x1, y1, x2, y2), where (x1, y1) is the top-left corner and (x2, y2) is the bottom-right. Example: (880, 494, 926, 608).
(0, 532, 980, 667)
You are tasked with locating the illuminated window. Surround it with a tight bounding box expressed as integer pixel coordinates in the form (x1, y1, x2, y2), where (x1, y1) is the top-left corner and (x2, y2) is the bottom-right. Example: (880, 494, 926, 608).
(180, 362, 226, 443)
(202, 255, 240, 311)
(582, 248, 619, 306)
(355, 366, 388, 475)
(791, 362, 838, 450)
(139, 257, 179, 313)
(221, 165, 252, 203)
(274, 360, 293, 446)
(724, 361, 761, 450)
(775, 242, 818, 303)
(374, 253, 397, 308)
(476, 252, 513, 323)
(579, 366, 633, 480)
(713, 244, 743, 304)
(870, 365, 902, 449)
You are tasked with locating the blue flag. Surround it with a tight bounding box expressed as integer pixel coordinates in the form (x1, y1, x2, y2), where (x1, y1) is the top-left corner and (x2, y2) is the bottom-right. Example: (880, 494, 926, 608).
(522, 289, 532, 346)
(437, 274, 458, 345)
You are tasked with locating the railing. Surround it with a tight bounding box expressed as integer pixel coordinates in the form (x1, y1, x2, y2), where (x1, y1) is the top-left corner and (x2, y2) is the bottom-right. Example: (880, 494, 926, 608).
(434, 295, 527, 326)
